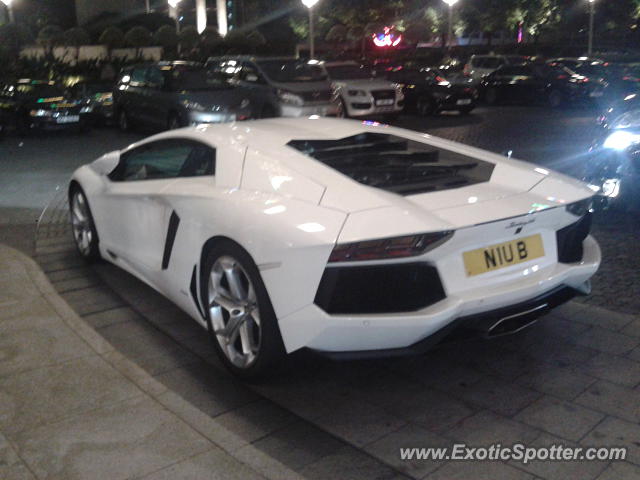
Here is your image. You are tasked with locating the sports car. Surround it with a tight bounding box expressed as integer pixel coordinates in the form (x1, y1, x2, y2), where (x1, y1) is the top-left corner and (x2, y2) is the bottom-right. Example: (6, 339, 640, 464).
(69, 118, 600, 377)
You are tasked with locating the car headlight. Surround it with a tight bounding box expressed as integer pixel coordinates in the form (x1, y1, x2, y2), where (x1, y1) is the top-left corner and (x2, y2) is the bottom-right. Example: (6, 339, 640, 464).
(347, 89, 367, 97)
(30, 109, 53, 117)
(566, 198, 593, 217)
(239, 98, 250, 109)
(278, 90, 304, 106)
(328, 231, 453, 263)
(183, 101, 206, 112)
(80, 106, 93, 113)
(603, 130, 640, 150)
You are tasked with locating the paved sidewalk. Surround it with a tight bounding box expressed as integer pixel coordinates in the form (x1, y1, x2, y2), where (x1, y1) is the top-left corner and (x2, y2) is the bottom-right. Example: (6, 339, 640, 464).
(0, 244, 309, 480)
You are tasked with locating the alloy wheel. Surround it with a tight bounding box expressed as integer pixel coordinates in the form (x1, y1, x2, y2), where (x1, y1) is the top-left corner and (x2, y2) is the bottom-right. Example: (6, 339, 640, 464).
(208, 256, 262, 369)
(70, 190, 94, 257)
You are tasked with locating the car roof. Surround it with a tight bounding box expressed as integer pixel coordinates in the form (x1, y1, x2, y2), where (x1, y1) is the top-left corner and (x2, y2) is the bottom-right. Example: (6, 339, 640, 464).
(207, 56, 299, 63)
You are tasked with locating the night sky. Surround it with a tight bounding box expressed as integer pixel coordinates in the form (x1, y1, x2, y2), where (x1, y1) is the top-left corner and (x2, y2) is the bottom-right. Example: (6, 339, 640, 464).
(13, 0, 78, 29)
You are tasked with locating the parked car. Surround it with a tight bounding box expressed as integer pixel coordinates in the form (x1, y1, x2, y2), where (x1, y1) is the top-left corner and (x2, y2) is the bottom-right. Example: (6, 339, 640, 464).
(582, 95, 640, 209)
(463, 54, 528, 82)
(0, 79, 85, 134)
(319, 61, 403, 120)
(67, 81, 115, 125)
(113, 61, 254, 132)
(69, 117, 599, 377)
(387, 67, 476, 115)
(207, 56, 340, 118)
(480, 64, 601, 108)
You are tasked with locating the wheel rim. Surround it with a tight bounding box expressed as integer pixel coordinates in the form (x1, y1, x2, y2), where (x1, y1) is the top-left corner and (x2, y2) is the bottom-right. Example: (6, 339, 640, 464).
(70, 191, 93, 256)
(208, 256, 261, 369)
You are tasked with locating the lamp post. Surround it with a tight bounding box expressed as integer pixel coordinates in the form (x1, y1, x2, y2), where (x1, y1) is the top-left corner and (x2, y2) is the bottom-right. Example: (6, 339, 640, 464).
(1, 0, 14, 23)
(587, 0, 595, 56)
(168, 0, 181, 32)
(145, 0, 150, 14)
(442, 0, 458, 53)
(302, 0, 320, 59)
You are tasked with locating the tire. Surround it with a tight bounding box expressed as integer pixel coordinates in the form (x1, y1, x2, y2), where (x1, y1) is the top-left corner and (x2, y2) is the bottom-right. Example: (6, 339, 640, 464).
(485, 88, 499, 106)
(167, 112, 181, 130)
(202, 240, 285, 378)
(417, 96, 436, 116)
(118, 109, 131, 132)
(458, 106, 475, 115)
(336, 99, 348, 118)
(69, 186, 101, 262)
(260, 105, 277, 119)
(548, 90, 564, 109)
(383, 112, 400, 123)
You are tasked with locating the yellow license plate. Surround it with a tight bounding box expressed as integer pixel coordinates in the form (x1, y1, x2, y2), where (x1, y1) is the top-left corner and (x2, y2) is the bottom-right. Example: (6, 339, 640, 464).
(463, 234, 545, 277)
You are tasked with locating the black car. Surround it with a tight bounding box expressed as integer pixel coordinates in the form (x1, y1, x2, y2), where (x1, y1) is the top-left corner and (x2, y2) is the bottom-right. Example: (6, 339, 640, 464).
(67, 81, 115, 125)
(0, 80, 85, 134)
(583, 95, 640, 209)
(480, 64, 600, 108)
(387, 68, 476, 115)
(113, 61, 254, 132)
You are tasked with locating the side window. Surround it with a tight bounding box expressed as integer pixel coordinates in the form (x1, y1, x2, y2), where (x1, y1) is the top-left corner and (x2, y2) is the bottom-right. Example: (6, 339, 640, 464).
(240, 63, 264, 83)
(110, 139, 216, 182)
(130, 68, 147, 87)
(146, 67, 164, 89)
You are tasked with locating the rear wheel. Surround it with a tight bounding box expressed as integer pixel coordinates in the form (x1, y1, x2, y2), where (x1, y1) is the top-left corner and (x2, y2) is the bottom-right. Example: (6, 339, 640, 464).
(69, 187, 101, 262)
(167, 112, 181, 130)
(118, 109, 131, 132)
(417, 96, 436, 116)
(260, 105, 277, 119)
(459, 106, 475, 115)
(485, 88, 500, 106)
(202, 241, 284, 378)
(336, 99, 348, 118)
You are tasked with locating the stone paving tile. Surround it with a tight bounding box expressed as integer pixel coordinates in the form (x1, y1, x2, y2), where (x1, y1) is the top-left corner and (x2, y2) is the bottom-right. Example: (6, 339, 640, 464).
(60, 286, 125, 316)
(398, 356, 486, 393)
(446, 410, 541, 446)
(581, 417, 640, 466)
(98, 318, 200, 376)
(141, 446, 266, 480)
(573, 327, 640, 356)
(510, 432, 610, 480)
(45, 267, 94, 283)
(299, 445, 405, 480)
(580, 352, 640, 388)
(0, 355, 141, 436)
(514, 396, 605, 442)
(250, 420, 345, 472)
(514, 331, 599, 367)
(516, 366, 597, 401)
(0, 431, 36, 480)
(450, 375, 542, 417)
(596, 461, 640, 480)
(153, 362, 259, 418)
(52, 274, 101, 294)
(363, 424, 449, 479)
(213, 399, 298, 445)
(83, 306, 143, 329)
(427, 461, 535, 480)
(314, 400, 407, 448)
(0, 313, 94, 377)
(0, 295, 51, 323)
(623, 319, 640, 338)
(575, 380, 640, 423)
(630, 346, 640, 363)
(568, 306, 635, 332)
(12, 396, 212, 480)
(39, 257, 86, 273)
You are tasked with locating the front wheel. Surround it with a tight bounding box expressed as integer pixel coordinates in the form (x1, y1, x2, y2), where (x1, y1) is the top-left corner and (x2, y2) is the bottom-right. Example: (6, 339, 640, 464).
(458, 106, 475, 115)
(417, 96, 436, 116)
(548, 90, 564, 109)
(69, 187, 101, 261)
(167, 113, 181, 130)
(202, 241, 284, 378)
(118, 109, 131, 132)
(485, 88, 500, 106)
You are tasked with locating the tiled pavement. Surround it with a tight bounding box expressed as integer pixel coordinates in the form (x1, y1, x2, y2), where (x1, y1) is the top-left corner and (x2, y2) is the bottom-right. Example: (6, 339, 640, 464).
(22, 190, 640, 479)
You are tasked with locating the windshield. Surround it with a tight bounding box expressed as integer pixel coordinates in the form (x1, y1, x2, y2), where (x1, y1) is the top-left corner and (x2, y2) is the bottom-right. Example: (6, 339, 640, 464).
(168, 66, 228, 91)
(325, 64, 373, 80)
(256, 60, 328, 83)
(17, 84, 65, 98)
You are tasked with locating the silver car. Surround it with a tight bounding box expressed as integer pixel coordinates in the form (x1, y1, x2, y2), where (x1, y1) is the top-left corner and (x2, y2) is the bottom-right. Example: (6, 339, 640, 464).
(207, 56, 340, 118)
(113, 61, 254, 131)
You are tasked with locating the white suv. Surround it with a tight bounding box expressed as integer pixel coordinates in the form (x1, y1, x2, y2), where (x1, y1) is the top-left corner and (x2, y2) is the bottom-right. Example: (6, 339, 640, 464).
(464, 54, 527, 82)
(321, 61, 404, 120)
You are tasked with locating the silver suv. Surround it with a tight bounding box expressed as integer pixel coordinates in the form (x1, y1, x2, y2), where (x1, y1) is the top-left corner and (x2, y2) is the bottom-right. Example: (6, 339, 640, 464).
(113, 61, 254, 131)
(207, 57, 340, 118)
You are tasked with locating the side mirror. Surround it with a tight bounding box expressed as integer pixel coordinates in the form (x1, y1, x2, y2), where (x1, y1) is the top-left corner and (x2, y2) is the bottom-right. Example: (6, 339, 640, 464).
(92, 150, 120, 176)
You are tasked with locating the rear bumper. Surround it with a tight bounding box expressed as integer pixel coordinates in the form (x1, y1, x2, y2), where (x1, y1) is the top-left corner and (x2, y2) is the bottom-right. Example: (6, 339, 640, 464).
(278, 235, 600, 354)
(280, 102, 340, 118)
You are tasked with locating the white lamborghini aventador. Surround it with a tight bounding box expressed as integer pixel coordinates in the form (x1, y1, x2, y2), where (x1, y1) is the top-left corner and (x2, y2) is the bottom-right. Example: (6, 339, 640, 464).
(69, 117, 600, 376)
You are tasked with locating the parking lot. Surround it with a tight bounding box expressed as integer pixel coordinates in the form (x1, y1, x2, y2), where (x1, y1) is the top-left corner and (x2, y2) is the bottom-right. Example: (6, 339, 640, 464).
(2, 106, 640, 479)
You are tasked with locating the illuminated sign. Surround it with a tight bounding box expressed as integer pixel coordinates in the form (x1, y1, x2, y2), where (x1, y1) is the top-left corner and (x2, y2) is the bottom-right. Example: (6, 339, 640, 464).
(373, 26, 402, 48)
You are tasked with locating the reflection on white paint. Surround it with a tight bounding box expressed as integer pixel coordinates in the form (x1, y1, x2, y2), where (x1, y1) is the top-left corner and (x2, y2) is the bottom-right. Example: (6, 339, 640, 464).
(468, 196, 478, 204)
(264, 205, 286, 215)
(270, 175, 292, 190)
(297, 222, 325, 233)
(534, 167, 549, 175)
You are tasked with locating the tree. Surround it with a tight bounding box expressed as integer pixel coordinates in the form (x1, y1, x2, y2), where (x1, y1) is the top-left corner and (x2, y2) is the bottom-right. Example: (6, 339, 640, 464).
(154, 25, 179, 56)
(200, 27, 223, 57)
(124, 26, 152, 59)
(459, 0, 520, 45)
(62, 27, 90, 64)
(37, 25, 64, 64)
(325, 24, 348, 43)
(0, 23, 33, 58)
(99, 26, 124, 60)
(179, 26, 200, 55)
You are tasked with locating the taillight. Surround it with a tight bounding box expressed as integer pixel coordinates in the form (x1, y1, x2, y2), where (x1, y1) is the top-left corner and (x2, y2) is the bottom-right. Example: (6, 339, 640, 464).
(328, 232, 453, 263)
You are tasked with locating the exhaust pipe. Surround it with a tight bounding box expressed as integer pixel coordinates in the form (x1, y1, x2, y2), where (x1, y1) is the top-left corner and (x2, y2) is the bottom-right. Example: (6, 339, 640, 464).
(485, 303, 548, 338)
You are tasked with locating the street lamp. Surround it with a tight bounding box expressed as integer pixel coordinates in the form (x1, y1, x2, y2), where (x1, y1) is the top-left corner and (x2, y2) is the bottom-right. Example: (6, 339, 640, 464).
(587, 0, 596, 56)
(1, 0, 14, 23)
(442, 0, 459, 53)
(168, 0, 181, 32)
(302, 0, 320, 59)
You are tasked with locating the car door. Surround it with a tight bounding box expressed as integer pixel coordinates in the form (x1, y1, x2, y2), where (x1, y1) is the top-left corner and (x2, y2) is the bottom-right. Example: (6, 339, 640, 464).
(236, 62, 273, 115)
(123, 67, 149, 124)
(141, 66, 168, 128)
(97, 138, 215, 279)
